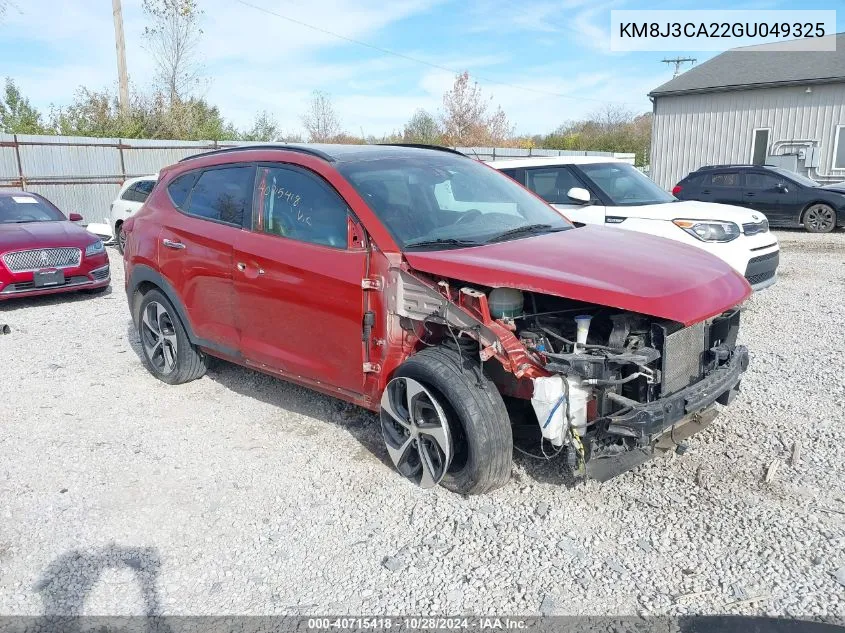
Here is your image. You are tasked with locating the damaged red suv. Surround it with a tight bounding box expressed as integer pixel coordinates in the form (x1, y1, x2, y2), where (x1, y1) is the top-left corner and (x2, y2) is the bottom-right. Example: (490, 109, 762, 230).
(123, 144, 751, 494)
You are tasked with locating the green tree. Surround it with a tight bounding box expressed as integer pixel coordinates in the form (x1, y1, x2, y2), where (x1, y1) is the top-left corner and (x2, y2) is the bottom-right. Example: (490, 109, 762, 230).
(0, 78, 48, 134)
(403, 109, 442, 144)
(240, 111, 281, 142)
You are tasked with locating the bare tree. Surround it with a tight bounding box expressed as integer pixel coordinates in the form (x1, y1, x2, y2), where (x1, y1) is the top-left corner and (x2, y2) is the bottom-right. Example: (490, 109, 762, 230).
(143, 0, 204, 105)
(301, 91, 342, 142)
(440, 72, 511, 146)
(403, 109, 442, 144)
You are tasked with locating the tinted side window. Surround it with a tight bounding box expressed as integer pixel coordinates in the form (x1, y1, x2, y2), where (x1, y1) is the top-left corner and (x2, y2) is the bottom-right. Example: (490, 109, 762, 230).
(256, 166, 348, 248)
(745, 173, 781, 190)
(120, 185, 139, 202)
(708, 172, 740, 187)
(525, 167, 584, 203)
(187, 167, 254, 226)
(134, 179, 156, 202)
(167, 172, 200, 209)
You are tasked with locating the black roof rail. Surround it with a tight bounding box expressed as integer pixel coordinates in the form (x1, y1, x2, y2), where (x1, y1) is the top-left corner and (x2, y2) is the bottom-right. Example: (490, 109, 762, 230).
(696, 163, 776, 170)
(178, 144, 335, 163)
(378, 143, 467, 157)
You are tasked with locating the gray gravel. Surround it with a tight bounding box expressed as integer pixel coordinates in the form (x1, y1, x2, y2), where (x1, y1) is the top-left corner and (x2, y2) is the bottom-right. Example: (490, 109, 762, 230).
(1, 230, 844, 618)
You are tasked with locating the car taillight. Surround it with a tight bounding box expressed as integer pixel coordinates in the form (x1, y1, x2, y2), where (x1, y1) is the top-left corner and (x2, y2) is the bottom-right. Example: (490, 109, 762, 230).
(672, 185, 682, 196)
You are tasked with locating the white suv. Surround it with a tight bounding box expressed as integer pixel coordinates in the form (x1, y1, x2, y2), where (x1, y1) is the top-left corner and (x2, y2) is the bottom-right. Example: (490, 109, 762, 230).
(490, 157, 779, 291)
(86, 175, 158, 254)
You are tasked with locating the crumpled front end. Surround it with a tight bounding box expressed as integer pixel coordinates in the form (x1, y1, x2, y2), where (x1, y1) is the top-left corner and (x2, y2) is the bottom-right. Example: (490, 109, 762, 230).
(389, 266, 749, 482)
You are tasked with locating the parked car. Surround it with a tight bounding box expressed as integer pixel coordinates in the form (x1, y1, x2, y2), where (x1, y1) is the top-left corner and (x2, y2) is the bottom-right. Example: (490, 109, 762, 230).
(491, 157, 780, 291)
(673, 164, 845, 233)
(0, 191, 110, 300)
(123, 144, 751, 494)
(86, 175, 158, 253)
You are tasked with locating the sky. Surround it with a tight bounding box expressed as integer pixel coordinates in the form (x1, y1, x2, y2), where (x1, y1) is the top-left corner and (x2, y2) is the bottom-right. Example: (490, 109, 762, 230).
(1, 0, 843, 138)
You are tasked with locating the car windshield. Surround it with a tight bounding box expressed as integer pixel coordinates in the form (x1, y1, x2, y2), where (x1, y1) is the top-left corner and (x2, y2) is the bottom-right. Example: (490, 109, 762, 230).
(338, 153, 573, 249)
(0, 195, 65, 224)
(578, 162, 676, 206)
(770, 167, 818, 188)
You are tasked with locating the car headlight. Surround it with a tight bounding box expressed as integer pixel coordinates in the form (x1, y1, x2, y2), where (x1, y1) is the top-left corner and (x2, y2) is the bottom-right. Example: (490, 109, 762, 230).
(673, 220, 741, 243)
(85, 240, 105, 257)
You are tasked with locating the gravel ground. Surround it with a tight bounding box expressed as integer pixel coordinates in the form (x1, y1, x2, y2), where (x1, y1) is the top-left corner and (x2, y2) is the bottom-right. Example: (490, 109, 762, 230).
(0, 230, 843, 619)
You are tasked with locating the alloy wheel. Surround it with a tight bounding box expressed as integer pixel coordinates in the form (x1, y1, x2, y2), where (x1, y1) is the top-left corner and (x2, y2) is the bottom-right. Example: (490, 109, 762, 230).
(140, 301, 178, 375)
(380, 377, 453, 489)
(118, 225, 127, 252)
(805, 205, 835, 232)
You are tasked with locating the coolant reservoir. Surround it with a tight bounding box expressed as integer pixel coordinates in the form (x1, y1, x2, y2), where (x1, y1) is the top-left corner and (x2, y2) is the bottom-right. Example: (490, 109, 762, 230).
(488, 287, 523, 319)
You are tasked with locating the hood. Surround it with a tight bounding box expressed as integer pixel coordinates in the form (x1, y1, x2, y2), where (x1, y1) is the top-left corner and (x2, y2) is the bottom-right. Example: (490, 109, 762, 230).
(602, 200, 765, 224)
(821, 181, 845, 194)
(403, 225, 751, 326)
(0, 221, 99, 252)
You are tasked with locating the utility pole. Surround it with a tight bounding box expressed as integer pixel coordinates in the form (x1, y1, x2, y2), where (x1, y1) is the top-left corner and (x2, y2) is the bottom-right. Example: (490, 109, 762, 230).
(112, 0, 130, 114)
(662, 57, 697, 78)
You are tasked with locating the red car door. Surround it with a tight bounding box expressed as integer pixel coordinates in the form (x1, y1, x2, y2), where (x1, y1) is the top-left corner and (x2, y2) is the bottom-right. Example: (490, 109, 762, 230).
(234, 164, 367, 394)
(157, 166, 255, 353)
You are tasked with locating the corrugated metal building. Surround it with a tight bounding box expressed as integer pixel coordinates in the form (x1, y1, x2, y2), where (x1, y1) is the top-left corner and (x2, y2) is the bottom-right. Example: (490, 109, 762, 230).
(649, 33, 845, 189)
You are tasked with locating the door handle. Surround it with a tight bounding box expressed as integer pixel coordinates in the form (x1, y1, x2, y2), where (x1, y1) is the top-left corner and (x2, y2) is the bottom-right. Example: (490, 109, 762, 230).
(162, 239, 186, 250)
(700, 190, 711, 194)
(237, 262, 264, 275)
(745, 193, 755, 197)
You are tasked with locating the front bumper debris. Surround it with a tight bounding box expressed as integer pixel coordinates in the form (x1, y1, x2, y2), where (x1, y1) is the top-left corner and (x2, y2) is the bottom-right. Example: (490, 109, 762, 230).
(605, 345, 749, 440)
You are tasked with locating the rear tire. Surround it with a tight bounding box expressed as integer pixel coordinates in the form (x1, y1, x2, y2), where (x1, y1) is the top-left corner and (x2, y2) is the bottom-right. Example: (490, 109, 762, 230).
(386, 346, 513, 495)
(116, 222, 126, 255)
(136, 289, 207, 385)
(803, 203, 836, 233)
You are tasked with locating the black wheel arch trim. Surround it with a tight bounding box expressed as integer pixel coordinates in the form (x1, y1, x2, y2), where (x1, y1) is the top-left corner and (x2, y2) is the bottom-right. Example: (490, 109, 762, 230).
(126, 264, 241, 359)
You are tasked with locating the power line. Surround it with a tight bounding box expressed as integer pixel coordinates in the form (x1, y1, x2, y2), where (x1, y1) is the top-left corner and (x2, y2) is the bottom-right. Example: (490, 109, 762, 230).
(234, 0, 640, 106)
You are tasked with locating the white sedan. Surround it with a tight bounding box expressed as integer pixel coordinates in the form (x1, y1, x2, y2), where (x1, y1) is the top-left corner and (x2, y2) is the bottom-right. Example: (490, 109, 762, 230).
(490, 157, 779, 290)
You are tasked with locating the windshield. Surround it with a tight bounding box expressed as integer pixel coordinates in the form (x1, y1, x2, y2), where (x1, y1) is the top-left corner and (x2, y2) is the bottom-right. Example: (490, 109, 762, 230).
(0, 195, 65, 224)
(338, 153, 572, 249)
(770, 167, 818, 188)
(579, 162, 676, 206)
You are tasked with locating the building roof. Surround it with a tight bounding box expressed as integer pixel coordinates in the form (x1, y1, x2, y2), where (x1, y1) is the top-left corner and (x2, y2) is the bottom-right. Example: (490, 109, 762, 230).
(649, 33, 845, 97)
(487, 156, 623, 168)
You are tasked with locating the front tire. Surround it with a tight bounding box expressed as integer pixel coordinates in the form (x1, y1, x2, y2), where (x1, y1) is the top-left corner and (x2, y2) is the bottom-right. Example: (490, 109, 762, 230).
(803, 203, 836, 233)
(136, 289, 207, 385)
(381, 346, 513, 495)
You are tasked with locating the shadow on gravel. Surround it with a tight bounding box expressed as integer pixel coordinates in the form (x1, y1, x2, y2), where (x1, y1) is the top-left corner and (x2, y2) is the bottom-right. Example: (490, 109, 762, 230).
(33, 545, 169, 626)
(123, 323, 579, 487)
(124, 322, 393, 472)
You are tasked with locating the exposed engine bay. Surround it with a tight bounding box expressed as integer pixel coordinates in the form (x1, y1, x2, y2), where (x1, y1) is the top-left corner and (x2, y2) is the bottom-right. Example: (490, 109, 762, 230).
(388, 268, 749, 481)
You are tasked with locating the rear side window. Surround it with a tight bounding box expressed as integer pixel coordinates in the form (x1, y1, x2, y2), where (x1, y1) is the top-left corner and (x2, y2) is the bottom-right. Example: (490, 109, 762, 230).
(121, 179, 157, 203)
(167, 172, 200, 209)
(708, 172, 740, 187)
(187, 167, 255, 226)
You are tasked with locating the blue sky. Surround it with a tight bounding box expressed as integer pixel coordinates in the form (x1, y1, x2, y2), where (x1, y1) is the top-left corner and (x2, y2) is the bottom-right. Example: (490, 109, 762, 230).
(1, 0, 842, 137)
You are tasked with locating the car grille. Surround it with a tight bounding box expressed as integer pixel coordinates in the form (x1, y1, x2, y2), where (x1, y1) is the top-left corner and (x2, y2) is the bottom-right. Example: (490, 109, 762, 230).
(2, 248, 81, 272)
(661, 322, 706, 395)
(746, 269, 776, 286)
(742, 219, 769, 235)
(747, 250, 779, 264)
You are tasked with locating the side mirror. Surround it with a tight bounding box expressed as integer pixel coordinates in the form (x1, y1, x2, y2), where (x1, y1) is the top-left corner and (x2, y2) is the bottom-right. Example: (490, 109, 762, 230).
(776, 183, 789, 193)
(566, 187, 592, 204)
(69, 213, 84, 222)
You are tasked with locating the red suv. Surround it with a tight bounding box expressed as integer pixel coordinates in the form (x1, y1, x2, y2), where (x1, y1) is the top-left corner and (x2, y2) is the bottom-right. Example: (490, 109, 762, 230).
(124, 144, 751, 494)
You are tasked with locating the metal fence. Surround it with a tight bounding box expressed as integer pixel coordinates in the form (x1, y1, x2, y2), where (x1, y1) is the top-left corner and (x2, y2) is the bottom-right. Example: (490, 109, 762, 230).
(0, 133, 636, 225)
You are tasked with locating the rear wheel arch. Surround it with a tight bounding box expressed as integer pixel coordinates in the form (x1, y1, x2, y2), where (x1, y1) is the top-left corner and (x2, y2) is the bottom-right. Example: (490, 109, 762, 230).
(127, 266, 197, 344)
